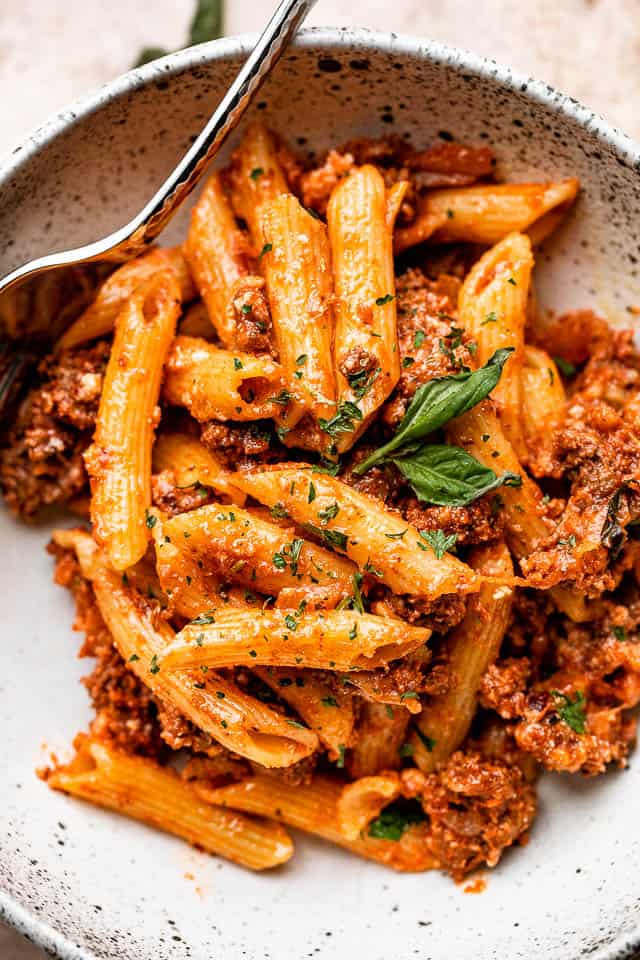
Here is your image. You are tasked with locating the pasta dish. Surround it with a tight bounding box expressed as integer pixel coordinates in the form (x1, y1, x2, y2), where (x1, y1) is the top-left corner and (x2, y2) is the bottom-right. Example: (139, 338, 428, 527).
(2, 124, 639, 878)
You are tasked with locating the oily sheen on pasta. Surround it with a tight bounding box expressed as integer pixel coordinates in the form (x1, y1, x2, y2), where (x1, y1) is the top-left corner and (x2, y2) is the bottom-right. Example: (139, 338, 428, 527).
(2, 123, 639, 880)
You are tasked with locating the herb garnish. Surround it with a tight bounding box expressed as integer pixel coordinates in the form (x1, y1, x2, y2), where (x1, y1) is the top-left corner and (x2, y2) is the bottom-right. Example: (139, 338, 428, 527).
(368, 800, 426, 841)
(321, 696, 339, 708)
(346, 366, 380, 399)
(145, 510, 157, 529)
(394, 444, 521, 507)
(258, 242, 273, 260)
(553, 356, 576, 377)
(375, 294, 395, 306)
(552, 690, 586, 734)
(319, 401, 363, 438)
(354, 348, 514, 475)
(191, 613, 215, 625)
(250, 167, 264, 181)
(318, 502, 340, 523)
(418, 529, 458, 559)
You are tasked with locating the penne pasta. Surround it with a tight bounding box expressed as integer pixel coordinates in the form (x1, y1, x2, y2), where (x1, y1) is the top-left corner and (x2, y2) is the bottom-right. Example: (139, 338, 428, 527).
(151, 501, 356, 606)
(347, 702, 410, 778)
(159, 608, 430, 673)
(412, 542, 514, 773)
(84, 271, 181, 570)
(153, 432, 247, 505)
(521, 345, 566, 470)
(163, 335, 285, 422)
(229, 122, 289, 247)
(56, 248, 195, 351)
(337, 772, 401, 840)
(230, 466, 480, 600)
(178, 300, 215, 339)
(328, 165, 402, 451)
(184, 171, 270, 349)
(201, 774, 437, 872)
(395, 179, 579, 252)
(55, 529, 319, 767)
(261, 194, 337, 433)
(47, 735, 293, 870)
(254, 667, 356, 760)
(458, 233, 533, 459)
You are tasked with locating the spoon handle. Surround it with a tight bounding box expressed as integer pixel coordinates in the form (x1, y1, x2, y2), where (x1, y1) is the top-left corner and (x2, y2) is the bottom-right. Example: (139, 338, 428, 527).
(128, 0, 318, 248)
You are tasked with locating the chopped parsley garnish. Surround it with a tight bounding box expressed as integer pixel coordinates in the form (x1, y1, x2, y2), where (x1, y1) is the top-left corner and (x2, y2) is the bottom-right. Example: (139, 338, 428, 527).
(446, 208, 455, 219)
(398, 742, 414, 758)
(348, 623, 358, 641)
(507, 276, 517, 285)
(385, 529, 407, 540)
(346, 366, 380, 399)
(241, 303, 252, 315)
(233, 357, 243, 370)
(375, 294, 395, 306)
(312, 459, 341, 476)
(191, 613, 215, 625)
(481, 312, 498, 325)
(402, 356, 415, 369)
(193, 681, 206, 689)
(258, 242, 273, 260)
(413, 330, 426, 349)
(368, 800, 426, 841)
(414, 726, 436, 752)
(284, 614, 298, 631)
(558, 535, 577, 549)
(613, 626, 626, 641)
(336, 744, 346, 768)
(296, 354, 308, 366)
(418, 529, 458, 559)
(149, 655, 160, 675)
(318, 501, 340, 523)
(319, 401, 363, 438)
(553, 356, 576, 377)
(145, 510, 157, 529)
(216, 691, 225, 699)
(552, 690, 586, 734)
(270, 502, 289, 519)
(286, 719, 305, 729)
(250, 166, 264, 180)
(400, 691, 419, 701)
(269, 389, 294, 406)
(308, 481, 317, 503)
(248, 649, 257, 658)
(321, 696, 339, 708)
(128, 653, 140, 662)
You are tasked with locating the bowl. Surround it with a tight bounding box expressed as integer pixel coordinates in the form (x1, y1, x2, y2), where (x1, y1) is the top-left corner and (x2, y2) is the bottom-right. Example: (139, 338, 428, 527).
(1, 27, 639, 960)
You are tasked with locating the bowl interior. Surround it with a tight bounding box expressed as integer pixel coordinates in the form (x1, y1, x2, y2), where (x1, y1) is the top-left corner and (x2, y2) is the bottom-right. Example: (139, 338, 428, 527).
(1, 29, 639, 960)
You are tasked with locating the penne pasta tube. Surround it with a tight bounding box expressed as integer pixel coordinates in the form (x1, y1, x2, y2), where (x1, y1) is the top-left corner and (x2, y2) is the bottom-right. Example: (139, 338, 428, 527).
(150, 512, 224, 619)
(412, 542, 513, 773)
(229, 122, 289, 247)
(152, 501, 356, 604)
(261, 194, 337, 430)
(55, 529, 319, 767)
(348, 702, 410, 778)
(178, 300, 216, 339)
(230, 466, 480, 600)
(184, 171, 267, 348)
(337, 772, 401, 840)
(162, 335, 285, 422)
(458, 233, 533, 459)
(160, 609, 430, 673)
(395, 179, 579, 251)
(521, 345, 566, 469)
(202, 774, 437, 871)
(328, 165, 402, 451)
(84, 271, 181, 570)
(56, 248, 195, 351)
(254, 667, 356, 761)
(46, 735, 293, 870)
(447, 404, 588, 620)
(153, 433, 247, 505)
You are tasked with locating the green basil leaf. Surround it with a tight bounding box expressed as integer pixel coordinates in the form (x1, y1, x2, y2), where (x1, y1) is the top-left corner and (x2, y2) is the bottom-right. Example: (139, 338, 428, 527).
(354, 347, 513, 474)
(189, 0, 224, 44)
(368, 800, 426, 842)
(392, 444, 521, 507)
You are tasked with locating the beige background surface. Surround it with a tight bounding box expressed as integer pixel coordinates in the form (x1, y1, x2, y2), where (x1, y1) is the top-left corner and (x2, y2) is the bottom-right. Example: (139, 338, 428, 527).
(1, 0, 638, 956)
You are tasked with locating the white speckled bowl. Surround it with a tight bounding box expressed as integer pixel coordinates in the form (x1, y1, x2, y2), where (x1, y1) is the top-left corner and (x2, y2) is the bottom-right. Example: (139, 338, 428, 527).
(1, 28, 639, 960)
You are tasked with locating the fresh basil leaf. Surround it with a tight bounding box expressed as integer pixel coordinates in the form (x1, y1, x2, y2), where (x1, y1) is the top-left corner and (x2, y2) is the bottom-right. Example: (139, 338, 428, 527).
(392, 444, 521, 507)
(189, 0, 224, 44)
(354, 348, 513, 474)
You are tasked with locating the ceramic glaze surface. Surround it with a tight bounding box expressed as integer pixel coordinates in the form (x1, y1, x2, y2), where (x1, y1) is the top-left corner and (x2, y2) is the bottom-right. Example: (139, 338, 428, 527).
(1, 28, 639, 960)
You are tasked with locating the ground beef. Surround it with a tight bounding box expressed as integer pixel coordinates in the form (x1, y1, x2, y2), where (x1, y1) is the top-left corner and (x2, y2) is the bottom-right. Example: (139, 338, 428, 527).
(151, 469, 216, 516)
(200, 420, 274, 468)
(229, 277, 274, 354)
(399, 493, 506, 547)
(50, 543, 164, 758)
(386, 591, 468, 634)
(401, 749, 536, 879)
(251, 753, 318, 786)
(1, 340, 109, 519)
(381, 267, 472, 428)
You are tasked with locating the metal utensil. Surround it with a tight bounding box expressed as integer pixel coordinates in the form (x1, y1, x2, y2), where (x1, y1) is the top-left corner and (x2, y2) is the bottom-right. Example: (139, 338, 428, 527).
(0, 0, 317, 299)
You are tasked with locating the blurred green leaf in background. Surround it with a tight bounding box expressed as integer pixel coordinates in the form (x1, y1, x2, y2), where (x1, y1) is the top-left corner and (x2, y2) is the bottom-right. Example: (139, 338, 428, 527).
(133, 0, 224, 67)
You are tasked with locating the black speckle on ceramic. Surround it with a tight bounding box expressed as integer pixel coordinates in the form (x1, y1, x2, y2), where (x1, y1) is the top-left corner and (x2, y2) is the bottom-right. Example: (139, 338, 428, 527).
(0, 27, 639, 960)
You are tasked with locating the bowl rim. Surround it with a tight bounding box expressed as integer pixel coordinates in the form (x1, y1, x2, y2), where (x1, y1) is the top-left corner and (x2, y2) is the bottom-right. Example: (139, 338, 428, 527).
(2, 25, 639, 960)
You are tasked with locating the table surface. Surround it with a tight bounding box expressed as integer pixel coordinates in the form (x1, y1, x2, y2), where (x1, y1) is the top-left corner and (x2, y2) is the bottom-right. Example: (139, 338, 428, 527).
(1, 0, 637, 956)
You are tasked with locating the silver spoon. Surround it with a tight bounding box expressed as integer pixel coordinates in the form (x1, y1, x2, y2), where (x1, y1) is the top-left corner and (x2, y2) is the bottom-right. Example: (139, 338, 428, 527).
(0, 0, 317, 298)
